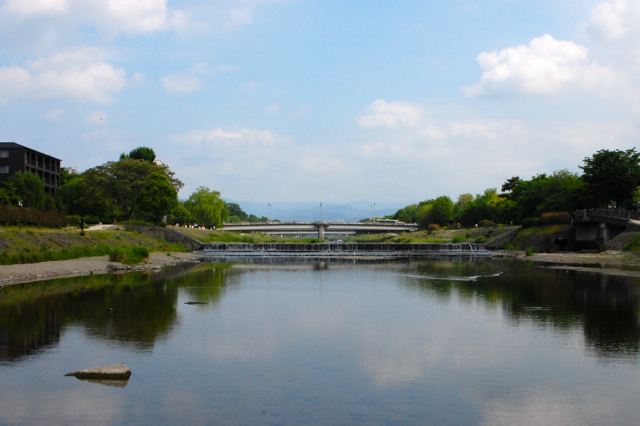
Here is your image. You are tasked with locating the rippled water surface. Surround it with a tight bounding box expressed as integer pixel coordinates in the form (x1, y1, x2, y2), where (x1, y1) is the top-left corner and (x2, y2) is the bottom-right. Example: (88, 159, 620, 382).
(1, 258, 640, 425)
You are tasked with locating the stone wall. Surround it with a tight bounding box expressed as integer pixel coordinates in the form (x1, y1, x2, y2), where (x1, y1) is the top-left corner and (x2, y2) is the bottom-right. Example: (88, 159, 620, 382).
(125, 225, 203, 251)
(486, 227, 521, 249)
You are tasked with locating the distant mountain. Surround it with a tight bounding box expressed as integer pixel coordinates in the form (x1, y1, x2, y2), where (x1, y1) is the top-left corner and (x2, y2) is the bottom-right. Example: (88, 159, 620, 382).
(224, 200, 410, 222)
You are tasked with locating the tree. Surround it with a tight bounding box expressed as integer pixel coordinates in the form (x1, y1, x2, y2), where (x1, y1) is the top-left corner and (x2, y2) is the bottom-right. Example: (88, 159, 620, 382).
(136, 173, 178, 223)
(427, 196, 454, 226)
(121, 146, 156, 163)
(184, 187, 229, 227)
(580, 148, 640, 209)
(8, 171, 46, 210)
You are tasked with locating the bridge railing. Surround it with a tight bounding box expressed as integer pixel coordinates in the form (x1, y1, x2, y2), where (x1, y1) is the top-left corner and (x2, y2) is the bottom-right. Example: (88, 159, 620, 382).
(575, 209, 640, 221)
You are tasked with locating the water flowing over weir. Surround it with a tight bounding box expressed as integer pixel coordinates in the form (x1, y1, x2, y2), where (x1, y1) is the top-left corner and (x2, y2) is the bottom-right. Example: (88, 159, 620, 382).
(197, 242, 491, 258)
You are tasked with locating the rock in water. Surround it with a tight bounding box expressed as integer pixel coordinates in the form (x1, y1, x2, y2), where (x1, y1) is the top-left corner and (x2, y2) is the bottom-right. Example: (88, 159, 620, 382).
(65, 363, 131, 380)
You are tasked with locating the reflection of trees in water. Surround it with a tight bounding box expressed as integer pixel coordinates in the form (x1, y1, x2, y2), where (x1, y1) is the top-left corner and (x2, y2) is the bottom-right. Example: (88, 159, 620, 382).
(0, 263, 235, 364)
(404, 259, 640, 361)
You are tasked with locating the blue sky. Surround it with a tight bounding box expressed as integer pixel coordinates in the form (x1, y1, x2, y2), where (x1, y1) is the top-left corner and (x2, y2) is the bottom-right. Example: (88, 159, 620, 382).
(0, 0, 638, 205)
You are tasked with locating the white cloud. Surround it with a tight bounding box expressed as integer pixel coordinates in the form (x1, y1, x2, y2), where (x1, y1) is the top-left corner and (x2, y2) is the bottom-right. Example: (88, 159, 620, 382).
(0, 48, 126, 103)
(161, 73, 202, 94)
(42, 108, 65, 121)
(85, 109, 107, 125)
(226, 7, 252, 28)
(463, 35, 619, 96)
(2, 0, 189, 36)
(356, 99, 422, 128)
(4, 0, 68, 15)
(587, 0, 633, 40)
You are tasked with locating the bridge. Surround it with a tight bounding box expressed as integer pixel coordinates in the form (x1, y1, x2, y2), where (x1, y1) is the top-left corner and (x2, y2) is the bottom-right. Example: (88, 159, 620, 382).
(574, 209, 640, 250)
(221, 221, 419, 241)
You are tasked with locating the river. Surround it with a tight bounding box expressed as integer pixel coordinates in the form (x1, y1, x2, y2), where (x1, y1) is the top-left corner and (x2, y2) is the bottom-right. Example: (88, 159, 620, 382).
(1, 258, 639, 425)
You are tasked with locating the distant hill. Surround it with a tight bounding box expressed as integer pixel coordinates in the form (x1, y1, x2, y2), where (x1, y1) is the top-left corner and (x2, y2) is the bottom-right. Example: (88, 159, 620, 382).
(224, 200, 409, 222)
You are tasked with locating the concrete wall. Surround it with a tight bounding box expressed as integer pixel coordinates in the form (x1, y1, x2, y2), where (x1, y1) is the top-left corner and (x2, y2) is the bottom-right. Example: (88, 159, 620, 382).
(125, 225, 203, 251)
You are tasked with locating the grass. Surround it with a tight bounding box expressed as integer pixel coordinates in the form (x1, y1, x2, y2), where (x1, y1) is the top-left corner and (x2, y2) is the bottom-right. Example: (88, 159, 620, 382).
(108, 246, 150, 264)
(0, 227, 188, 265)
(623, 235, 640, 253)
(516, 224, 571, 237)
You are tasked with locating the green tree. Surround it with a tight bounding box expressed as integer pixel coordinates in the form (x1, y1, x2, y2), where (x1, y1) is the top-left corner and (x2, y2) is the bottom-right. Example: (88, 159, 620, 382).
(121, 146, 156, 163)
(185, 187, 229, 228)
(427, 196, 454, 226)
(8, 171, 46, 210)
(136, 173, 178, 223)
(580, 148, 640, 209)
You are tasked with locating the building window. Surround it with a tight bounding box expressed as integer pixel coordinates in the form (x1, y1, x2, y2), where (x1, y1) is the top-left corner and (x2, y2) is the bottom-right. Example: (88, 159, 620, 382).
(0, 150, 8, 158)
(0, 165, 9, 174)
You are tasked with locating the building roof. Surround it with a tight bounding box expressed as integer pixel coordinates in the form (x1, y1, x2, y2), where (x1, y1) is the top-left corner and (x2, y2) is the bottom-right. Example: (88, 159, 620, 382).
(0, 142, 62, 161)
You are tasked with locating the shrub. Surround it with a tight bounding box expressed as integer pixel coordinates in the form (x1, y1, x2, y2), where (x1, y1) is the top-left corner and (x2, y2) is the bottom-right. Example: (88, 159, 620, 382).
(0, 206, 66, 227)
(84, 215, 100, 225)
(480, 220, 495, 227)
(108, 246, 150, 264)
(541, 212, 571, 225)
(452, 236, 465, 243)
(67, 215, 81, 226)
(427, 224, 440, 231)
(623, 235, 640, 253)
(474, 236, 488, 243)
(521, 218, 542, 228)
(503, 243, 515, 250)
(525, 246, 536, 256)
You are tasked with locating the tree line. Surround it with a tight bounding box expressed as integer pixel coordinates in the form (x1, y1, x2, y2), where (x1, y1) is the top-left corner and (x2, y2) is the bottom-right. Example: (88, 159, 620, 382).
(0, 146, 252, 228)
(391, 148, 640, 228)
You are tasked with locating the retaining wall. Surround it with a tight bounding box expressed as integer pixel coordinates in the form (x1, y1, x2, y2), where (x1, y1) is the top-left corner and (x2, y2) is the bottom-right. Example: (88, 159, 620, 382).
(125, 225, 204, 251)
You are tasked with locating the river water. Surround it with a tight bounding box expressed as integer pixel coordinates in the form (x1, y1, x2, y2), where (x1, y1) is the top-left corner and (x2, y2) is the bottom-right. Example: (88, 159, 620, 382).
(1, 258, 640, 425)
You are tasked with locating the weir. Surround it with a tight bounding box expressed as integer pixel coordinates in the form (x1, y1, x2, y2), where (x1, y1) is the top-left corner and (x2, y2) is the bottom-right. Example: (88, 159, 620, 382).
(197, 242, 491, 257)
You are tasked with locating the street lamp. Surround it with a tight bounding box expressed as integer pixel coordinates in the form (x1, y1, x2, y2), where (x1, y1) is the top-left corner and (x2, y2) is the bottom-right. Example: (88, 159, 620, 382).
(320, 202, 323, 221)
(268, 203, 271, 222)
(373, 203, 376, 222)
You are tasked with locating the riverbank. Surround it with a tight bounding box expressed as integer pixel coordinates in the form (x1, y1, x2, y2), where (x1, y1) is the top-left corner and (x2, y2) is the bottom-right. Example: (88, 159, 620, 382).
(0, 252, 201, 286)
(499, 250, 640, 279)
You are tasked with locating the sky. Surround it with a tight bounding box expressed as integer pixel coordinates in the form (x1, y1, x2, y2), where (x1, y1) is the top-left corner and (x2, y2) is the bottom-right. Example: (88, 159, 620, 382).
(1, 0, 639, 206)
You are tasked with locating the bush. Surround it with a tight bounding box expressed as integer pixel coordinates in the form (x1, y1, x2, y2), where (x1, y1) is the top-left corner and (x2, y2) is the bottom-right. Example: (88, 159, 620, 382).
(84, 215, 100, 225)
(525, 246, 536, 256)
(521, 218, 543, 228)
(623, 235, 640, 253)
(0, 206, 66, 227)
(474, 236, 488, 243)
(427, 224, 440, 231)
(452, 236, 465, 243)
(503, 243, 515, 250)
(479, 220, 495, 227)
(541, 212, 571, 225)
(108, 246, 150, 264)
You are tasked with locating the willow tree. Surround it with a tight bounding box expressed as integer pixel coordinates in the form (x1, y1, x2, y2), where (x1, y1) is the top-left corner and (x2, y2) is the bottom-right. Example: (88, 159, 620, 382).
(184, 187, 229, 228)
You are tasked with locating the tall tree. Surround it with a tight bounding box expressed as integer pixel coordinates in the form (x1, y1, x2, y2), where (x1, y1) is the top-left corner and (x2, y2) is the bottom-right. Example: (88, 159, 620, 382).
(580, 148, 640, 208)
(185, 187, 229, 227)
(8, 171, 46, 210)
(136, 173, 178, 223)
(121, 146, 156, 163)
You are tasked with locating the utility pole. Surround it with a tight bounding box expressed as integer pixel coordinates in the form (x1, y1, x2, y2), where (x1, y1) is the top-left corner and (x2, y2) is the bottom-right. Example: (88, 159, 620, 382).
(320, 202, 323, 222)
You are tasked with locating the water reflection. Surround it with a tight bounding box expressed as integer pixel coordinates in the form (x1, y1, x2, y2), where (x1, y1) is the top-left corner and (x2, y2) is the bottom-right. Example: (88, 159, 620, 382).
(0, 263, 234, 364)
(402, 259, 640, 363)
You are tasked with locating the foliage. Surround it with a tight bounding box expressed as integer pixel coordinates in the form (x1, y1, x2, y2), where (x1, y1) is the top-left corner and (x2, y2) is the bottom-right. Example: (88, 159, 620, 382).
(541, 212, 571, 225)
(122, 146, 156, 163)
(0, 206, 66, 227)
(108, 246, 150, 264)
(184, 187, 229, 228)
(5, 171, 47, 210)
(474, 236, 488, 243)
(521, 218, 542, 228)
(135, 173, 178, 223)
(580, 148, 640, 208)
(503, 243, 515, 250)
(525, 246, 535, 256)
(168, 203, 194, 225)
(623, 235, 640, 253)
(427, 224, 440, 231)
(393, 204, 419, 223)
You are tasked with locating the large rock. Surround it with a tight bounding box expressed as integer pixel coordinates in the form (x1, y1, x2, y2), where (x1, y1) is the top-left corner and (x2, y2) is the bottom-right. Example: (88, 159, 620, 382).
(65, 363, 131, 380)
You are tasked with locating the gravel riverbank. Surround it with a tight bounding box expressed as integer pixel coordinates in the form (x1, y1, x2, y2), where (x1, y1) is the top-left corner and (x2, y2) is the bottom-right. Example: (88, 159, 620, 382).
(0, 252, 201, 286)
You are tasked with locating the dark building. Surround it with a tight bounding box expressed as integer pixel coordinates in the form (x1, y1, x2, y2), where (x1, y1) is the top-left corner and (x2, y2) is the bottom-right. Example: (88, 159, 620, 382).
(0, 142, 62, 196)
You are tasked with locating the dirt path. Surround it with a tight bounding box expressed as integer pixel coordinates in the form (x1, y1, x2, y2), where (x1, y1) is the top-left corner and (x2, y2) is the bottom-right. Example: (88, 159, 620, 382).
(0, 252, 201, 286)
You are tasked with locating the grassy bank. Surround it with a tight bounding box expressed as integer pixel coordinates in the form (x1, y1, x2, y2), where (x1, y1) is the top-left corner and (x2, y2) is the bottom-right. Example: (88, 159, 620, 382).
(0, 227, 187, 265)
(343, 226, 518, 244)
